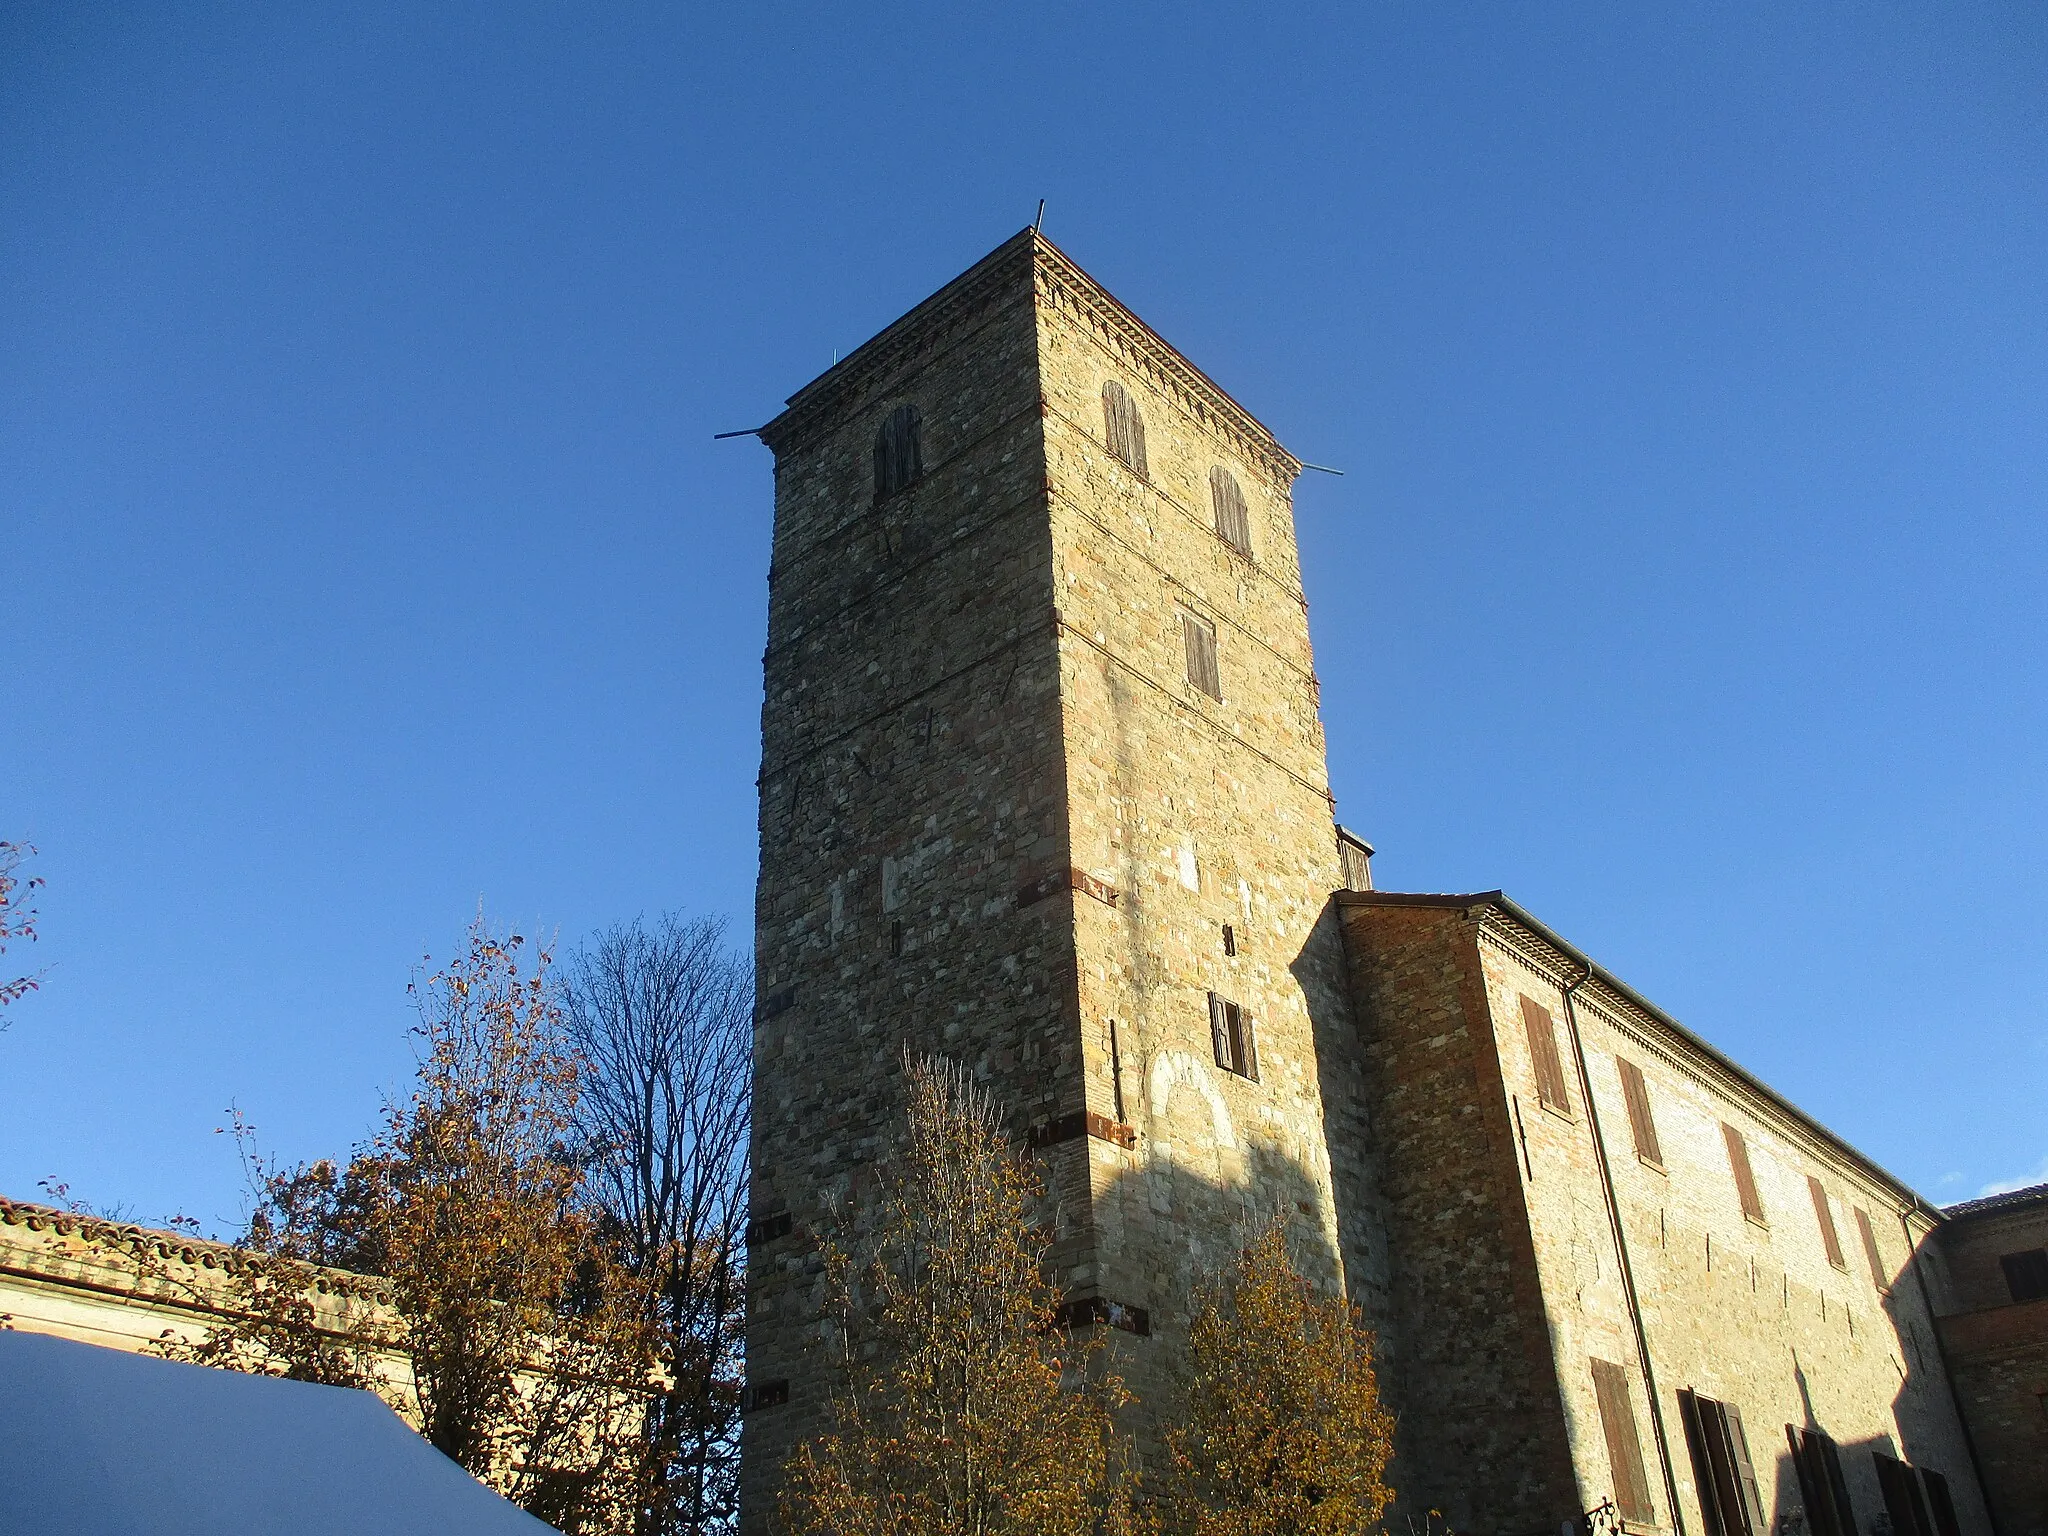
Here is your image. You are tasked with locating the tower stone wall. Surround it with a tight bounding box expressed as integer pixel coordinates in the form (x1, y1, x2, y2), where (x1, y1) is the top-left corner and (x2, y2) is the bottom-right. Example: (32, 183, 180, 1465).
(742, 230, 1373, 1521)
(745, 235, 1071, 1502)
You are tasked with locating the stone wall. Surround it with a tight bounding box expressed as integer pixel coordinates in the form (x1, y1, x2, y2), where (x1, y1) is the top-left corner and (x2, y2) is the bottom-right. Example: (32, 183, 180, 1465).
(743, 229, 1379, 1513)
(1034, 247, 1374, 1427)
(745, 233, 1075, 1519)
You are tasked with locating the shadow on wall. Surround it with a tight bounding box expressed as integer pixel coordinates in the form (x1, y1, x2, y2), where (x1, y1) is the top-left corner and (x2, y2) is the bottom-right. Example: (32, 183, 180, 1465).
(1763, 1424, 1966, 1536)
(1082, 1115, 1352, 1407)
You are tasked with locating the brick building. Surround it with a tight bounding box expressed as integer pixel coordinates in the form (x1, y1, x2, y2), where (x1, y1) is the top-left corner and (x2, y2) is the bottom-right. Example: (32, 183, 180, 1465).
(740, 231, 2007, 1535)
(1927, 1185, 2048, 1535)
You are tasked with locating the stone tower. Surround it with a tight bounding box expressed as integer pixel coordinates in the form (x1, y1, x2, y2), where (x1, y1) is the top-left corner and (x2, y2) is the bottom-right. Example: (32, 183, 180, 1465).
(743, 229, 1377, 1522)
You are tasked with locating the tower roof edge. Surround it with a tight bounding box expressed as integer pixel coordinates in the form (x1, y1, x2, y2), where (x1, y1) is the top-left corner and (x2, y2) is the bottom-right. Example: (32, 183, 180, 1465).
(1028, 232, 1301, 484)
(759, 230, 1303, 484)
(759, 228, 1039, 454)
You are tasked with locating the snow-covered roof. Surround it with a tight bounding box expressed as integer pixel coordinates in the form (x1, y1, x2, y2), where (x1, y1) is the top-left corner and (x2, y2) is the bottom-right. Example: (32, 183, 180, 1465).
(0, 1330, 558, 1535)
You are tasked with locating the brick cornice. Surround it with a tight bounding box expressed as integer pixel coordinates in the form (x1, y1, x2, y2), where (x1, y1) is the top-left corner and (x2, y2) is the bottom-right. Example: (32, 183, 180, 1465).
(1336, 893, 1940, 1225)
(1031, 238, 1303, 491)
(1466, 905, 1936, 1225)
(756, 231, 1305, 491)
(759, 231, 1039, 457)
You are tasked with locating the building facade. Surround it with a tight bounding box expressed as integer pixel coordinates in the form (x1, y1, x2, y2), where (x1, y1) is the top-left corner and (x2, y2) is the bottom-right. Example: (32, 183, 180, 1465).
(1339, 894, 1992, 1535)
(742, 231, 2002, 1535)
(1928, 1185, 2048, 1535)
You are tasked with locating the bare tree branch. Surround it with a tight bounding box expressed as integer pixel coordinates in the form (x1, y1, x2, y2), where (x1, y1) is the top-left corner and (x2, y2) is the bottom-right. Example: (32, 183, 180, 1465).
(559, 913, 753, 1536)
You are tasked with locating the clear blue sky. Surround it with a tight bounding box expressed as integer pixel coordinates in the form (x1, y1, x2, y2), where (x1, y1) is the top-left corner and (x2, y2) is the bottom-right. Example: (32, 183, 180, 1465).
(4, 3, 2044, 1231)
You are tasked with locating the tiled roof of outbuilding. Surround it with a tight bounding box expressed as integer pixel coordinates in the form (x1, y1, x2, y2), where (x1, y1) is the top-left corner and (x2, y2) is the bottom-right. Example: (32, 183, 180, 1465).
(1941, 1181, 2048, 1220)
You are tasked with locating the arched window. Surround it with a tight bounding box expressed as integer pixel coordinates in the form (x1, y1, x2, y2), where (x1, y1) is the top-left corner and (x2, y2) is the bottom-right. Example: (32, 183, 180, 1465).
(1101, 380, 1149, 477)
(1209, 466, 1251, 555)
(873, 404, 923, 500)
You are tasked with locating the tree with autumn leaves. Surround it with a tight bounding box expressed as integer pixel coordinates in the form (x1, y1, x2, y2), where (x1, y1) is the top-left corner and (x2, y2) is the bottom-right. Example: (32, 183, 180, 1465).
(157, 924, 659, 1531)
(774, 1054, 1396, 1536)
(777, 1053, 1137, 1536)
(153, 916, 751, 1536)
(115, 911, 1391, 1536)
(1153, 1223, 1395, 1536)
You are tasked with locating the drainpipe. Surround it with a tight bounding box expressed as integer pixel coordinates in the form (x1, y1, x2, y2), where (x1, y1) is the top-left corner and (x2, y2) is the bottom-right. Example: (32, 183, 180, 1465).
(1558, 961, 1688, 1536)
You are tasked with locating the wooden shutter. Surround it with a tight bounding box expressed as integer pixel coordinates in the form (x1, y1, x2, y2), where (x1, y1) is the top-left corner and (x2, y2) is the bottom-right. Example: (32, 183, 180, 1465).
(1181, 612, 1222, 700)
(1678, 1391, 1726, 1536)
(1519, 996, 1572, 1115)
(1208, 994, 1256, 1080)
(1873, 1453, 1933, 1536)
(1102, 380, 1149, 477)
(1787, 1427, 1847, 1536)
(1209, 465, 1252, 553)
(1817, 1433, 1854, 1536)
(1617, 1057, 1662, 1165)
(1724, 1404, 1767, 1536)
(1854, 1206, 1890, 1292)
(1809, 1176, 1846, 1269)
(873, 403, 923, 499)
(1920, 1468, 1960, 1536)
(1723, 1124, 1766, 1225)
(1680, 1390, 1753, 1536)
(1590, 1359, 1655, 1523)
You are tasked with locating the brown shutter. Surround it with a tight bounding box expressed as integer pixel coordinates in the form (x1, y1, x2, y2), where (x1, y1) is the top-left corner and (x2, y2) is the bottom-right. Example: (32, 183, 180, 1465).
(1238, 1007, 1259, 1082)
(1102, 380, 1149, 477)
(1590, 1359, 1656, 1523)
(1809, 1176, 1846, 1269)
(1181, 612, 1221, 700)
(1787, 1427, 1847, 1536)
(1519, 996, 1572, 1115)
(2000, 1248, 2048, 1301)
(1723, 1124, 1766, 1225)
(1817, 1434, 1854, 1536)
(1920, 1468, 1960, 1536)
(1724, 1405, 1767, 1535)
(1209, 465, 1252, 553)
(873, 403, 923, 499)
(1693, 1392, 1754, 1536)
(1874, 1453, 1934, 1536)
(1209, 992, 1231, 1071)
(1678, 1391, 1728, 1536)
(1617, 1056, 1663, 1165)
(1854, 1206, 1890, 1292)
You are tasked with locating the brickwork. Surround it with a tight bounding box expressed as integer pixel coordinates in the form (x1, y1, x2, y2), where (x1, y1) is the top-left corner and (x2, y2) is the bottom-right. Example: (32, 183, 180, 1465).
(1930, 1188, 2048, 1534)
(1336, 900, 1580, 1531)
